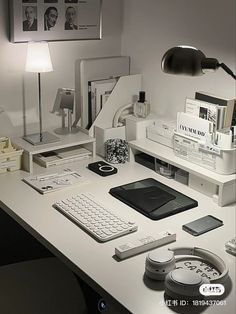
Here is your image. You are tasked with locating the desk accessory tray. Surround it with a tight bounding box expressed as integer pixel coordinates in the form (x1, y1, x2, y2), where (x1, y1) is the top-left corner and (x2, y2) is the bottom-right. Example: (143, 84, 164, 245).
(109, 178, 198, 220)
(173, 132, 236, 175)
(0, 137, 23, 173)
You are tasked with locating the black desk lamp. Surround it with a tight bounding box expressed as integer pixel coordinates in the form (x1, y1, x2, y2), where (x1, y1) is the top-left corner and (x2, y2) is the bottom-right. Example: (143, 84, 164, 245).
(161, 46, 236, 80)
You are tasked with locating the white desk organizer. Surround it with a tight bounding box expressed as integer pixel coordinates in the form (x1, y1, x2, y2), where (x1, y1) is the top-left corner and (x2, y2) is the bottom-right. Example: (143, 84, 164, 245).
(82, 74, 142, 156)
(87, 74, 141, 137)
(13, 130, 95, 173)
(173, 132, 236, 175)
(0, 137, 23, 173)
(129, 138, 236, 206)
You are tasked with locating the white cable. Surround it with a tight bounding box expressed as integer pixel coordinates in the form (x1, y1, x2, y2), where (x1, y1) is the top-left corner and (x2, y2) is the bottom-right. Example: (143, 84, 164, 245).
(117, 113, 134, 127)
(113, 103, 133, 128)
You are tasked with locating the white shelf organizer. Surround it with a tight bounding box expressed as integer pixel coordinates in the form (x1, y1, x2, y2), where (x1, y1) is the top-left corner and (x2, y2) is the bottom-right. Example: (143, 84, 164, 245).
(129, 138, 236, 207)
(13, 130, 95, 173)
(86, 74, 142, 137)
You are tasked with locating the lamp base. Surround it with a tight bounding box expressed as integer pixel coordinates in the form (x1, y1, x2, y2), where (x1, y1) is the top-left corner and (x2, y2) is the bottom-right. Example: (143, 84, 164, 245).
(23, 132, 60, 146)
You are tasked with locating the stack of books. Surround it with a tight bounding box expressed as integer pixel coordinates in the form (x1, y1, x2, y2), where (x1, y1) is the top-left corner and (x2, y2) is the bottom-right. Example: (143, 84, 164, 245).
(34, 147, 92, 168)
(87, 78, 118, 128)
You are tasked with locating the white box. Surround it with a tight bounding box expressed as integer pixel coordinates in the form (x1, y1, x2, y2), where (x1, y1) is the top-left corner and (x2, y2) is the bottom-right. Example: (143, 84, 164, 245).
(147, 131, 173, 148)
(125, 115, 156, 141)
(95, 125, 126, 157)
(147, 119, 176, 148)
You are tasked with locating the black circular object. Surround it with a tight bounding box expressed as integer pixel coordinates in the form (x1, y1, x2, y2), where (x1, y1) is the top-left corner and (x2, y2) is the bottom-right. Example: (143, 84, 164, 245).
(98, 299, 107, 312)
(161, 46, 206, 76)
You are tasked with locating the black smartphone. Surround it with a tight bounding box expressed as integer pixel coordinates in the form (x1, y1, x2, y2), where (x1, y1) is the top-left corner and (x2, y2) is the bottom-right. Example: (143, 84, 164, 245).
(182, 215, 223, 236)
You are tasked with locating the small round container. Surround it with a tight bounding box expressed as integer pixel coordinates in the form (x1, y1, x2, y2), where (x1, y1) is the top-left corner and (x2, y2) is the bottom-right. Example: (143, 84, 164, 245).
(105, 138, 129, 164)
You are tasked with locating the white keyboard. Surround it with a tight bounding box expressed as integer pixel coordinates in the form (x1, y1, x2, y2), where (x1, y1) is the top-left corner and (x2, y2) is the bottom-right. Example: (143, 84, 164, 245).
(53, 192, 138, 242)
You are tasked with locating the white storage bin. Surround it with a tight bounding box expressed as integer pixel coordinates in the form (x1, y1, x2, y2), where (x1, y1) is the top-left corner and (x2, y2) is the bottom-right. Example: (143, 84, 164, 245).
(173, 132, 236, 175)
(95, 125, 126, 157)
(146, 119, 176, 148)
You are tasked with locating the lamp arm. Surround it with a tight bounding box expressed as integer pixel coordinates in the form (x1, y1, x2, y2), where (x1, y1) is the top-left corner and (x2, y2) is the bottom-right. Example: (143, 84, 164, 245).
(219, 63, 236, 80)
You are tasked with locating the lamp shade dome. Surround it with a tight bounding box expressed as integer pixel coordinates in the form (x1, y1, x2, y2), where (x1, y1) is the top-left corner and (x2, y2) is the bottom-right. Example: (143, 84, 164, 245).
(161, 46, 206, 76)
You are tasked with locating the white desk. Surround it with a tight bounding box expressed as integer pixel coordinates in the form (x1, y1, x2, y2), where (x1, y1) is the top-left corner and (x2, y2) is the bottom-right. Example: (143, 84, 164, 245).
(0, 158, 235, 314)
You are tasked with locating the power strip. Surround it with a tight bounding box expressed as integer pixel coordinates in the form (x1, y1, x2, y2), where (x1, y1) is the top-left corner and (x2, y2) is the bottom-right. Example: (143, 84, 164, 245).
(115, 230, 176, 260)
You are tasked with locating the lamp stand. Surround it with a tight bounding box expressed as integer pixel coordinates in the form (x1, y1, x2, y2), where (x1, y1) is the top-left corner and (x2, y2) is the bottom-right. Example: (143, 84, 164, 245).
(23, 73, 60, 146)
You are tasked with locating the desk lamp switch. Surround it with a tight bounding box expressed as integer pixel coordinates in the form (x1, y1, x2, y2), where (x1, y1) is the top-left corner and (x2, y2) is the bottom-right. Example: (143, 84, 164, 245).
(115, 230, 176, 260)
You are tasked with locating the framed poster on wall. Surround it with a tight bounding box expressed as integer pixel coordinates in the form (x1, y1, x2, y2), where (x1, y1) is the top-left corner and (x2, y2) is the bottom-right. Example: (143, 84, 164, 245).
(9, 0, 102, 43)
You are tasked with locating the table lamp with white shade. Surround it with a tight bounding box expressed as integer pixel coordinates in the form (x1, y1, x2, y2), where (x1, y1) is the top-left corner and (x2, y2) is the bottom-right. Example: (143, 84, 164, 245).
(23, 41, 60, 145)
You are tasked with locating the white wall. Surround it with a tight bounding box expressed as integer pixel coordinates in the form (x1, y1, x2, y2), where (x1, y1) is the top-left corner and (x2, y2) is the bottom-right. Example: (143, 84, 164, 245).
(121, 0, 236, 119)
(1, 0, 235, 136)
(0, 0, 123, 137)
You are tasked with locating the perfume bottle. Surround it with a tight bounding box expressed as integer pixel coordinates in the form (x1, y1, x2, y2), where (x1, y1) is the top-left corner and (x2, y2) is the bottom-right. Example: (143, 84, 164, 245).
(133, 91, 150, 118)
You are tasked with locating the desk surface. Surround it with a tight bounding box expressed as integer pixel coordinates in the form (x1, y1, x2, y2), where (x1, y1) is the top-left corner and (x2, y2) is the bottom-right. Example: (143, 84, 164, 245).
(0, 158, 235, 314)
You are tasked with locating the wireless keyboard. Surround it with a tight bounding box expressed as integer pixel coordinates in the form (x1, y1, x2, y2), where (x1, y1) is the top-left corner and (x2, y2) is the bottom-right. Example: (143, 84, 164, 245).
(53, 192, 138, 242)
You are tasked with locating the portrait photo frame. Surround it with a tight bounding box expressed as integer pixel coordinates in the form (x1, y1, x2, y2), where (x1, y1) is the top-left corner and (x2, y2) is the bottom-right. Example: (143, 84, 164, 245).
(9, 0, 102, 43)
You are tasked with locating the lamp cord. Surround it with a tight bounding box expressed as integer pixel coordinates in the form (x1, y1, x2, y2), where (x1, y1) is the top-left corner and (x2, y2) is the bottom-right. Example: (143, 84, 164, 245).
(219, 63, 236, 80)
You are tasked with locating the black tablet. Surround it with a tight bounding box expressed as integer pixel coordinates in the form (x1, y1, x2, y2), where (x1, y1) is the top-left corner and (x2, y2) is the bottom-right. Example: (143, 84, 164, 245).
(109, 178, 198, 220)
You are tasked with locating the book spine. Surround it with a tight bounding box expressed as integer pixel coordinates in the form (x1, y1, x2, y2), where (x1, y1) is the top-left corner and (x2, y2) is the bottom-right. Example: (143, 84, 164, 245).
(232, 100, 236, 126)
(218, 106, 226, 129)
(87, 82, 92, 129)
(195, 92, 235, 127)
(95, 87, 102, 116)
(195, 92, 229, 107)
(224, 99, 235, 127)
(185, 98, 219, 129)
